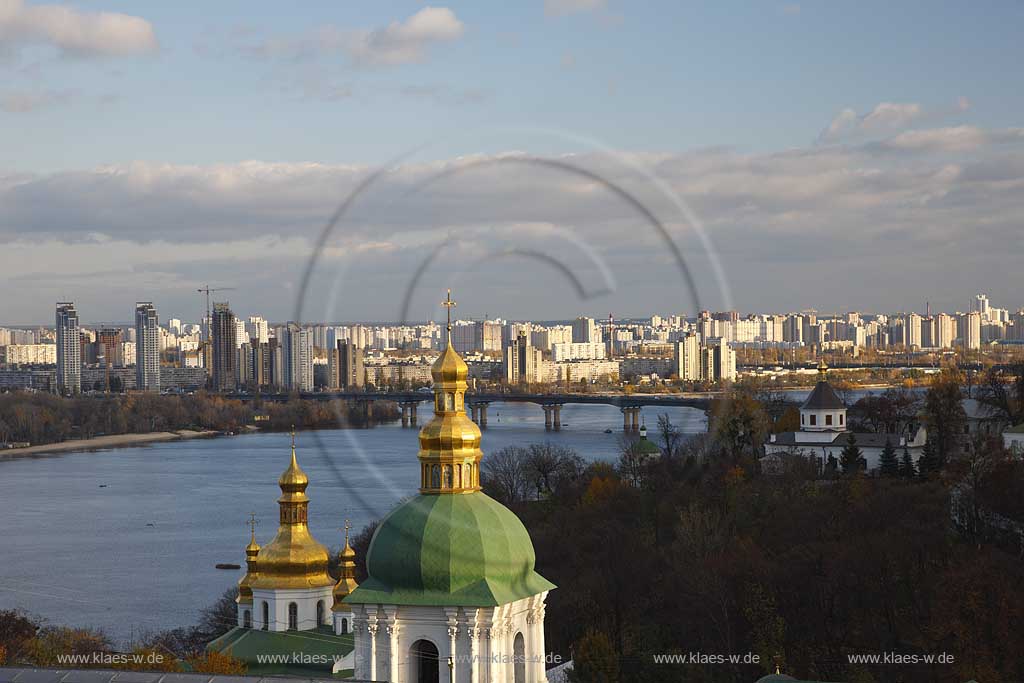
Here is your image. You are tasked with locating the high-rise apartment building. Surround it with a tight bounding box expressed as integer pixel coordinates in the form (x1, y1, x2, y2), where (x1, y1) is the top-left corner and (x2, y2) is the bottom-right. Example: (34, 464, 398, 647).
(55, 302, 81, 394)
(283, 323, 313, 391)
(504, 334, 544, 384)
(135, 302, 160, 392)
(673, 333, 701, 381)
(936, 313, 955, 349)
(333, 340, 365, 389)
(701, 339, 736, 383)
(571, 317, 599, 344)
(211, 302, 237, 391)
(960, 311, 981, 350)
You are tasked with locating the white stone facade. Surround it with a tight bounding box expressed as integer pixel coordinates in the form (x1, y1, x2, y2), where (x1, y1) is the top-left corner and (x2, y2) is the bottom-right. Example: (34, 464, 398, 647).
(247, 586, 334, 632)
(351, 592, 550, 683)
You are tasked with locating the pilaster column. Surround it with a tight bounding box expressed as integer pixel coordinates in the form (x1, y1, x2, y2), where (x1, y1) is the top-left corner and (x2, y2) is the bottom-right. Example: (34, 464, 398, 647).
(367, 614, 379, 682)
(383, 606, 399, 683)
(445, 607, 460, 682)
(352, 611, 367, 677)
(465, 610, 479, 683)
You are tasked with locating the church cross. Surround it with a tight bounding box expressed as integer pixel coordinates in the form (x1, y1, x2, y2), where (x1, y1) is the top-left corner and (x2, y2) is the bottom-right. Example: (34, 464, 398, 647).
(343, 518, 351, 545)
(442, 289, 457, 332)
(247, 512, 258, 536)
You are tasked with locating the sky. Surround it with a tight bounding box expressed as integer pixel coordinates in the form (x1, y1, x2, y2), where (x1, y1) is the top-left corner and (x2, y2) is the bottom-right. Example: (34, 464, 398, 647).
(1, 0, 1023, 325)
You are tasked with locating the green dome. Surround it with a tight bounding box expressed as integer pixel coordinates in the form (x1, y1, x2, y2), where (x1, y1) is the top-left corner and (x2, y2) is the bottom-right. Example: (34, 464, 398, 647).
(346, 492, 555, 607)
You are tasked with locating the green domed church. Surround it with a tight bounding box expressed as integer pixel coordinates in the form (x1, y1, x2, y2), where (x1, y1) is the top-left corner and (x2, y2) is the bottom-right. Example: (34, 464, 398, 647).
(345, 291, 555, 683)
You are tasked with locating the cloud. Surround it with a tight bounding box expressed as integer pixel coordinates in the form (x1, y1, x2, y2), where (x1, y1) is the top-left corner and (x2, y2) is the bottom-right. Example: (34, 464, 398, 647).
(820, 102, 924, 142)
(544, 0, 606, 17)
(0, 88, 73, 112)
(242, 7, 464, 66)
(0, 0, 158, 57)
(3, 124, 1024, 320)
(877, 125, 1024, 154)
(820, 98, 973, 143)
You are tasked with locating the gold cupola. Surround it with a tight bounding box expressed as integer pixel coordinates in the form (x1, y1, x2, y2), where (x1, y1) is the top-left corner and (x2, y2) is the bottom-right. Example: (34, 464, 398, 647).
(249, 430, 334, 590)
(331, 520, 359, 613)
(236, 514, 260, 605)
(417, 290, 482, 494)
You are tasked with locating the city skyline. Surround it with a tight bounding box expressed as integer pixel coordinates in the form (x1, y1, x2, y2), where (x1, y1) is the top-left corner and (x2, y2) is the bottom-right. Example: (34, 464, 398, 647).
(2, 3, 1023, 321)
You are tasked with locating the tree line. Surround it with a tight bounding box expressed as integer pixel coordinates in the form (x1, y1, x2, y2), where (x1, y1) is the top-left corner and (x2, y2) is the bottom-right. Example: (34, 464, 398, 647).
(0, 391, 400, 446)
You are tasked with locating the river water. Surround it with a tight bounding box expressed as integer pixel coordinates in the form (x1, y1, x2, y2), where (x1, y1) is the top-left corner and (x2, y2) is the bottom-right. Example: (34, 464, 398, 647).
(0, 401, 707, 644)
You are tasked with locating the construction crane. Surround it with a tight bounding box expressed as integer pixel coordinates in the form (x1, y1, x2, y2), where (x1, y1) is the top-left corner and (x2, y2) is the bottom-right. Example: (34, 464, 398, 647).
(197, 285, 236, 339)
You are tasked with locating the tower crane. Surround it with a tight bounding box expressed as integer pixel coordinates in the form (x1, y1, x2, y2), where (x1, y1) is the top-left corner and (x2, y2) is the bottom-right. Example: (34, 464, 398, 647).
(197, 285, 236, 339)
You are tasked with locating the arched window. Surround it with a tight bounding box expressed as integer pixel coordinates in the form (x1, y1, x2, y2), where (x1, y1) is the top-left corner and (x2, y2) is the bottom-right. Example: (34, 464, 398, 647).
(243, 609, 252, 629)
(261, 602, 269, 631)
(316, 600, 325, 626)
(455, 464, 462, 489)
(431, 465, 441, 488)
(410, 639, 440, 683)
(443, 465, 453, 488)
(341, 618, 349, 634)
(513, 632, 526, 683)
(445, 393, 455, 411)
(288, 602, 298, 630)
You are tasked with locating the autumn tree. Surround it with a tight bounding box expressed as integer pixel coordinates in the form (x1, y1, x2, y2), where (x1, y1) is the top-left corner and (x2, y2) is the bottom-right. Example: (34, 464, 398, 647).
(569, 630, 620, 683)
(923, 367, 967, 466)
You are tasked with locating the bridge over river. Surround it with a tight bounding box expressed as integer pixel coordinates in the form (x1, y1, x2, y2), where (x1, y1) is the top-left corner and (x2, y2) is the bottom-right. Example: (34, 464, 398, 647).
(226, 390, 716, 432)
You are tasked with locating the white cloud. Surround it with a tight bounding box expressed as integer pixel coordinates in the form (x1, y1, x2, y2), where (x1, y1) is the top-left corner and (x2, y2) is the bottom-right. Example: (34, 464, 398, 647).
(879, 125, 1024, 153)
(820, 98, 973, 143)
(0, 0, 157, 57)
(0, 88, 73, 112)
(243, 7, 464, 66)
(3, 125, 1024, 320)
(544, 0, 606, 16)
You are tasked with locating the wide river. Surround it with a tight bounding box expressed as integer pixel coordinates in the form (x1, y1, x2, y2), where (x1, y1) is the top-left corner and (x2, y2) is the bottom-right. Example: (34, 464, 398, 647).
(1, 401, 711, 645)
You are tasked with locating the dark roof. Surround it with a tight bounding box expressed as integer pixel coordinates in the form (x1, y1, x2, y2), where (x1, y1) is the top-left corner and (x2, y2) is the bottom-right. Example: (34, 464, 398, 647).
(801, 381, 845, 411)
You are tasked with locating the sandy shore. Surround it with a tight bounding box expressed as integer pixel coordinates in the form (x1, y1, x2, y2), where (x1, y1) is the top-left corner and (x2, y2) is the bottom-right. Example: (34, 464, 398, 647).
(2, 429, 220, 457)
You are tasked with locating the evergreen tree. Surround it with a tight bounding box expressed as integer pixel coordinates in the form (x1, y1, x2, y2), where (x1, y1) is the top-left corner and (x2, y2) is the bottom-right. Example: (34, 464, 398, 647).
(900, 445, 916, 478)
(879, 438, 899, 477)
(825, 453, 839, 478)
(918, 437, 939, 477)
(840, 432, 864, 475)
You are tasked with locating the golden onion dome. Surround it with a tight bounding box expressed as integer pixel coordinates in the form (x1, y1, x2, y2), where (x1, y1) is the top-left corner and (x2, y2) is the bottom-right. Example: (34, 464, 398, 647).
(237, 520, 261, 605)
(432, 343, 469, 383)
(249, 432, 333, 590)
(332, 522, 359, 612)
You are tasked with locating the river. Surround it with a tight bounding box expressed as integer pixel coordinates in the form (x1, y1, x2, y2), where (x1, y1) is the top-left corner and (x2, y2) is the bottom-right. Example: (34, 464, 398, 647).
(0, 401, 707, 644)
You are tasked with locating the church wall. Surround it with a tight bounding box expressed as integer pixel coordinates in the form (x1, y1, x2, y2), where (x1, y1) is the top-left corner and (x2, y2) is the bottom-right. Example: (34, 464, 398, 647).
(351, 593, 550, 683)
(252, 586, 333, 632)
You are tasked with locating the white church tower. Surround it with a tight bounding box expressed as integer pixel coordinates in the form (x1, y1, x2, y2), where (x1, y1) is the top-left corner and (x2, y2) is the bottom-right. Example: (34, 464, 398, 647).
(344, 291, 556, 683)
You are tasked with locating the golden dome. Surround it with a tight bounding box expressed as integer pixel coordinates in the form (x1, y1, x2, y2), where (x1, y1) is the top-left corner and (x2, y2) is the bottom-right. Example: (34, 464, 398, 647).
(237, 517, 261, 605)
(432, 343, 469, 383)
(249, 433, 333, 590)
(416, 290, 483, 494)
(332, 521, 359, 612)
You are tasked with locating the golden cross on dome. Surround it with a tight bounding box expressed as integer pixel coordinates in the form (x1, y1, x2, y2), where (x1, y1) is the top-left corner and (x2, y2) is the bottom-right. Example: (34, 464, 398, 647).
(442, 289, 456, 332)
(290, 425, 296, 449)
(247, 512, 258, 536)
(343, 518, 351, 545)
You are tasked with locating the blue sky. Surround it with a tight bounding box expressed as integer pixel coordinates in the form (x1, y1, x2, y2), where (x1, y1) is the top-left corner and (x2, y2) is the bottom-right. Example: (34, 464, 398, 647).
(2, 1, 1023, 323)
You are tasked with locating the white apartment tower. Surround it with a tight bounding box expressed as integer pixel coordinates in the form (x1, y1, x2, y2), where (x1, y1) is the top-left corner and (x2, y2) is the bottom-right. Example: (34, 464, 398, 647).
(135, 302, 161, 392)
(673, 333, 701, 381)
(55, 302, 81, 394)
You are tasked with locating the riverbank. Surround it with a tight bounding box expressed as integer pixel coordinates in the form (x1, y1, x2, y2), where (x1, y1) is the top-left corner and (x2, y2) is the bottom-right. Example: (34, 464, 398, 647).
(1, 429, 220, 457)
